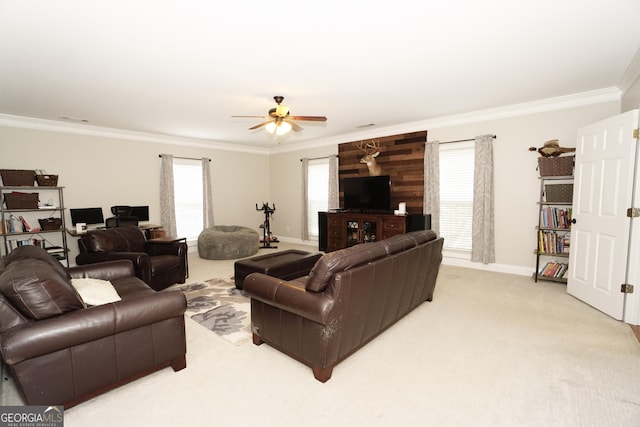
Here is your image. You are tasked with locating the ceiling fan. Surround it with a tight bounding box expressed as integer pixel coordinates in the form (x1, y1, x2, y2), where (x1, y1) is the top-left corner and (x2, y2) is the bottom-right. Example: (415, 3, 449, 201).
(232, 96, 327, 135)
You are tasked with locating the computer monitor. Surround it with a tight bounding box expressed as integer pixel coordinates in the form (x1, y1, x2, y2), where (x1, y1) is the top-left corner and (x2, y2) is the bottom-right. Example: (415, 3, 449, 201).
(129, 205, 149, 222)
(70, 207, 105, 225)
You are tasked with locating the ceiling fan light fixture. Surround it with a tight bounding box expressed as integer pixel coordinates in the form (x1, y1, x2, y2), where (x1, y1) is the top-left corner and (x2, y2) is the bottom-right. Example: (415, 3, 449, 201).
(265, 120, 292, 135)
(275, 105, 289, 117)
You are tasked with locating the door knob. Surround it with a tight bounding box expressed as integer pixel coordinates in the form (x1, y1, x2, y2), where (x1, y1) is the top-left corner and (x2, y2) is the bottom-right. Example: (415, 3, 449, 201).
(571, 218, 577, 224)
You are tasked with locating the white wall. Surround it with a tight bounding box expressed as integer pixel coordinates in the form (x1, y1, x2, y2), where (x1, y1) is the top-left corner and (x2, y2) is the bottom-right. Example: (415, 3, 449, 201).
(0, 125, 270, 261)
(269, 101, 620, 276)
(269, 146, 338, 241)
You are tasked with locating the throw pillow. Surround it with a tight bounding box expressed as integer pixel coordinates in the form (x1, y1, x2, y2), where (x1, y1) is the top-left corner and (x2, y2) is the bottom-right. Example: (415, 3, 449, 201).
(71, 278, 122, 306)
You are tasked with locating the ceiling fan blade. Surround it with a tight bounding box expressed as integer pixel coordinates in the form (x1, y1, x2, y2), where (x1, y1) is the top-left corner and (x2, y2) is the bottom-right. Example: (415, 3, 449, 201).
(289, 121, 304, 132)
(289, 115, 327, 122)
(248, 120, 273, 130)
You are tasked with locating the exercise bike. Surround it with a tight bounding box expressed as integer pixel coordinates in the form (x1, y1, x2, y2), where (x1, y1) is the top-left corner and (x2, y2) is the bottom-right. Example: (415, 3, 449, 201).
(256, 202, 278, 249)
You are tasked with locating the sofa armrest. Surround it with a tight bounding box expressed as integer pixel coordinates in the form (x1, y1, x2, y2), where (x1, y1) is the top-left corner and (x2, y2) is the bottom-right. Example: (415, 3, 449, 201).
(146, 239, 186, 257)
(243, 273, 333, 325)
(68, 260, 136, 281)
(77, 252, 151, 281)
(1, 290, 186, 365)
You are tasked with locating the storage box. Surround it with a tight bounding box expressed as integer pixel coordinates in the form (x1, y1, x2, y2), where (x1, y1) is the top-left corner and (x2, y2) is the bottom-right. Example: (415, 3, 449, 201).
(4, 192, 39, 209)
(538, 156, 574, 176)
(0, 169, 35, 186)
(545, 184, 573, 203)
(36, 174, 58, 186)
(38, 217, 62, 230)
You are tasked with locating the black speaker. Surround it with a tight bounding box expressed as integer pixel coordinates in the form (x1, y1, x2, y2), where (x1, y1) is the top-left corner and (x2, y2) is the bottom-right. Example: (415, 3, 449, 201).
(407, 214, 431, 232)
(318, 211, 328, 251)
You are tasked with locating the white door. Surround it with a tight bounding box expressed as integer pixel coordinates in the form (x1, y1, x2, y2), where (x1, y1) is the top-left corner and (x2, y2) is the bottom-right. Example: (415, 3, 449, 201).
(567, 109, 639, 320)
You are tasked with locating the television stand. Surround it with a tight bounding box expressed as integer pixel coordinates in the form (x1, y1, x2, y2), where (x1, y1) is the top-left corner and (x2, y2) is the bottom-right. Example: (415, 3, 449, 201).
(324, 211, 430, 252)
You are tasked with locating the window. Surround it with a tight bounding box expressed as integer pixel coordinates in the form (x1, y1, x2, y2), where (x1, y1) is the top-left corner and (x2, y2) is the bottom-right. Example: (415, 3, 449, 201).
(307, 159, 329, 238)
(439, 142, 474, 252)
(173, 158, 203, 240)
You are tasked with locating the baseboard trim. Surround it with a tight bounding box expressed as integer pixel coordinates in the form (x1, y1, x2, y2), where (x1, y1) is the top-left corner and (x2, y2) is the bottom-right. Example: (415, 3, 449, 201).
(442, 256, 533, 277)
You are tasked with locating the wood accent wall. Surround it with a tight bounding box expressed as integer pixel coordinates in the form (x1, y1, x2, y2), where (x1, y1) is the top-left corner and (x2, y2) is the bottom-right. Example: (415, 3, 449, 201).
(338, 130, 427, 214)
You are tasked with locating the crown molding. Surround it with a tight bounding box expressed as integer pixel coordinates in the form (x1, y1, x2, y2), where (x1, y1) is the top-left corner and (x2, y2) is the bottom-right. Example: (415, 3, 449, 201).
(619, 46, 640, 96)
(0, 87, 621, 156)
(269, 87, 621, 154)
(0, 114, 271, 155)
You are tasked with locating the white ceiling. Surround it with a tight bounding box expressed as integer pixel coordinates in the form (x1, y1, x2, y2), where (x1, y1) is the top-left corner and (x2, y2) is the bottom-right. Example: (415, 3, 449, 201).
(1, 1, 639, 150)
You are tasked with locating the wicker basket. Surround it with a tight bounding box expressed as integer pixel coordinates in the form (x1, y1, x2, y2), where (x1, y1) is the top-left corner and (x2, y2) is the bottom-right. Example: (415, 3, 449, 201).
(35, 174, 58, 186)
(4, 192, 39, 209)
(38, 217, 62, 231)
(538, 156, 574, 176)
(545, 184, 574, 203)
(0, 169, 35, 186)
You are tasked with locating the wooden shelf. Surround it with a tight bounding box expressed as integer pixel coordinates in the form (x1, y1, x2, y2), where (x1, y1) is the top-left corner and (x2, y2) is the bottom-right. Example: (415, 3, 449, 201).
(534, 175, 573, 283)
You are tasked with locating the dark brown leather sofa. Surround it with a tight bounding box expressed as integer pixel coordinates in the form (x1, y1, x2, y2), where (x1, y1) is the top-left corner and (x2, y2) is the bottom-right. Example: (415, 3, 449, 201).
(244, 230, 444, 382)
(76, 226, 187, 290)
(0, 245, 187, 408)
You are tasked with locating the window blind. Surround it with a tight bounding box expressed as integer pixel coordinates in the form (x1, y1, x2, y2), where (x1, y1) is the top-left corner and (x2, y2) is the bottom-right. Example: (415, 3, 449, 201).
(440, 142, 474, 252)
(173, 159, 203, 240)
(307, 160, 329, 238)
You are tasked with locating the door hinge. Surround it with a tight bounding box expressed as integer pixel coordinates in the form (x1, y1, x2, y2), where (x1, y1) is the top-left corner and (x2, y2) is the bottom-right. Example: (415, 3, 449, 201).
(621, 284, 634, 294)
(627, 208, 640, 218)
(634, 128, 639, 139)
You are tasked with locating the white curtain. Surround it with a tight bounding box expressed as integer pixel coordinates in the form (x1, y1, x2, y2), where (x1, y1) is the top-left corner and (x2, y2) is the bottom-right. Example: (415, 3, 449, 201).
(328, 154, 339, 210)
(301, 158, 309, 241)
(471, 135, 495, 263)
(423, 140, 440, 235)
(160, 154, 177, 238)
(202, 158, 215, 229)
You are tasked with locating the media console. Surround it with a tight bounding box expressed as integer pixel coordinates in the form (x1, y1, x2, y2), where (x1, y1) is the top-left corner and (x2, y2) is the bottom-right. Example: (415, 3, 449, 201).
(321, 211, 431, 252)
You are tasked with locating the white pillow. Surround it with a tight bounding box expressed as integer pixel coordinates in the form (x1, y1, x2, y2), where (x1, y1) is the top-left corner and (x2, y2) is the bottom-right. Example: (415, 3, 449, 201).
(70, 278, 122, 306)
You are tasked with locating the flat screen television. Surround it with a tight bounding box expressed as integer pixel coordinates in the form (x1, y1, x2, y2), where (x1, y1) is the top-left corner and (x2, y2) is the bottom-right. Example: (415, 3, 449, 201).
(129, 205, 149, 222)
(342, 175, 391, 212)
(70, 207, 105, 225)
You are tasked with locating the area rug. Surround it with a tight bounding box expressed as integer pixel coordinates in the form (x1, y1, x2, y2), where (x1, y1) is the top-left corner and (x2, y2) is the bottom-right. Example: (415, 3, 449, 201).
(175, 278, 251, 346)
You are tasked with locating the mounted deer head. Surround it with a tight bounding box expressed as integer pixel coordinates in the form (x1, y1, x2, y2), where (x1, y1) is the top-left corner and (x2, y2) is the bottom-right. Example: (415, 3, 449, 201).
(356, 140, 382, 176)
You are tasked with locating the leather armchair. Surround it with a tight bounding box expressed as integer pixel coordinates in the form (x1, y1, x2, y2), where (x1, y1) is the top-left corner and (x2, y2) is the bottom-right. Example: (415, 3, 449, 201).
(76, 226, 187, 290)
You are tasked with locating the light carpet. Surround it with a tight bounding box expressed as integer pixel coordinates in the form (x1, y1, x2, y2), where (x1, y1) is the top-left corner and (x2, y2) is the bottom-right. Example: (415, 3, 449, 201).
(4, 264, 640, 426)
(174, 278, 251, 345)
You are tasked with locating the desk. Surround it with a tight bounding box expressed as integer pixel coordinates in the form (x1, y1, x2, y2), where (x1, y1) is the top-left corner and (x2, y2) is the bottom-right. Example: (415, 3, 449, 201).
(67, 223, 164, 239)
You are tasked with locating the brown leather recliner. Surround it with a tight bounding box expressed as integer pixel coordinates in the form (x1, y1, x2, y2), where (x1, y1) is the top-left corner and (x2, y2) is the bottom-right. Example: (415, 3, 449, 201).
(244, 230, 444, 382)
(0, 245, 187, 408)
(76, 226, 187, 291)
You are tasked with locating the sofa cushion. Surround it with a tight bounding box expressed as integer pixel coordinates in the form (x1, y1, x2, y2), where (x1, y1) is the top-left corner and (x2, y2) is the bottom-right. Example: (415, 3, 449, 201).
(0, 292, 29, 333)
(71, 278, 122, 306)
(2, 245, 71, 280)
(84, 227, 147, 252)
(306, 242, 389, 293)
(406, 230, 438, 245)
(381, 233, 417, 255)
(0, 258, 85, 320)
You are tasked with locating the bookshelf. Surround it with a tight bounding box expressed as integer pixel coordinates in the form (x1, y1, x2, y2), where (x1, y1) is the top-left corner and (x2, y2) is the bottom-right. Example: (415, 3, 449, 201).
(534, 175, 573, 283)
(0, 186, 69, 267)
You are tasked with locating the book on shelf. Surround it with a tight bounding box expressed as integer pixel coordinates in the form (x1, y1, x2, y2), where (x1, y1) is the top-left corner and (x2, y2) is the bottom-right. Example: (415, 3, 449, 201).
(538, 261, 569, 279)
(540, 207, 572, 229)
(538, 230, 571, 254)
(19, 215, 31, 232)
